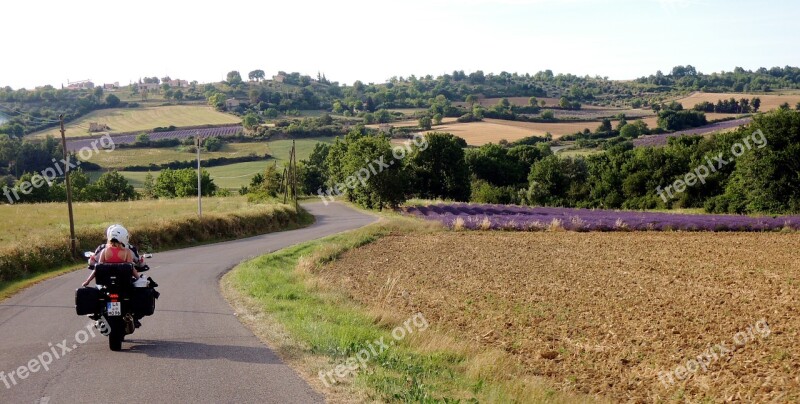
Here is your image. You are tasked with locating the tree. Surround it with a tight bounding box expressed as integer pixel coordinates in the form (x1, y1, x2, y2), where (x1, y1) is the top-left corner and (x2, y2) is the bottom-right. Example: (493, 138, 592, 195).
(203, 136, 222, 152)
(407, 133, 470, 201)
(248, 69, 266, 82)
(207, 92, 226, 109)
(242, 113, 259, 131)
(418, 116, 432, 130)
(154, 168, 217, 198)
(752, 97, 761, 112)
(597, 118, 613, 133)
(299, 143, 330, 194)
(465, 94, 478, 108)
(173, 90, 184, 101)
(433, 113, 443, 125)
(105, 94, 120, 108)
(465, 143, 527, 187)
(226, 71, 243, 85)
(142, 173, 155, 199)
(89, 171, 136, 202)
(528, 97, 538, 107)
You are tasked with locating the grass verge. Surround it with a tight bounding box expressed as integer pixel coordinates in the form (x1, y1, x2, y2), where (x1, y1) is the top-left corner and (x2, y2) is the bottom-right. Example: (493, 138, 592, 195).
(221, 216, 592, 403)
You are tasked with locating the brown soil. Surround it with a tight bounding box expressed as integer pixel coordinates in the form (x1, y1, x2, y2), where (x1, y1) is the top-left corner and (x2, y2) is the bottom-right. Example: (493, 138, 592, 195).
(319, 232, 800, 402)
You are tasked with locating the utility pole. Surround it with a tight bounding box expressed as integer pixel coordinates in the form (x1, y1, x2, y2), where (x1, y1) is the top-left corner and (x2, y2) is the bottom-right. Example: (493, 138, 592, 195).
(196, 133, 202, 217)
(59, 115, 77, 258)
(291, 140, 298, 211)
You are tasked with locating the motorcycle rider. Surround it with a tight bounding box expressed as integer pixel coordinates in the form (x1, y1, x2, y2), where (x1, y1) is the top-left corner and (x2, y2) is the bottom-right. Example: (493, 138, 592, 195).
(88, 224, 146, 270)
(82, 225, 139, 287)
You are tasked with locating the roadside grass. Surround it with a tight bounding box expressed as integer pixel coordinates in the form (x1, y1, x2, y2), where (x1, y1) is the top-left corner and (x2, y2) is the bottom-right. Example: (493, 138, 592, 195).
(0, 198, 313, 293)
(0, 263, 80, 301)
(222, 217, 588, 403)
(30, 105, 241, 139)
(0, 196, 259, 246)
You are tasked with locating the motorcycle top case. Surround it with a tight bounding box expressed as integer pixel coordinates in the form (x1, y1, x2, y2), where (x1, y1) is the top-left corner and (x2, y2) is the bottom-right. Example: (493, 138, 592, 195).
(75, 287, 104, 315)
(131, 287, 156, 316)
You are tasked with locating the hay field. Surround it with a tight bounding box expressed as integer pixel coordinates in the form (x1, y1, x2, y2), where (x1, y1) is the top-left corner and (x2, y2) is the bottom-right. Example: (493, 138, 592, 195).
(0, 196, 257, 246)
(31, 105, 241, 139)
(321, 232, 800, 402)
(423, 119, 599, 145)
(675, 92, 800, 112)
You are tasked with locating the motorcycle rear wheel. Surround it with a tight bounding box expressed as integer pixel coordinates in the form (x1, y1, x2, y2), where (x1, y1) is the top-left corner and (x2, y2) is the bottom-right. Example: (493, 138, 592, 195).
(107, 317, 124, 351)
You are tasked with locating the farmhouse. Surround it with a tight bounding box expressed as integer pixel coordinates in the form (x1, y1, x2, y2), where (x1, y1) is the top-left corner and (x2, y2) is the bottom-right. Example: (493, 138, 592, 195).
(66, 80, 94, 90)
(103, 82, 120, 90)
(225, 98, 241, 109)
(167, 79, 188, 88)
(88, 122, 111, 132)
(137, 82, 160, 92)
(272, 74, 287, 83)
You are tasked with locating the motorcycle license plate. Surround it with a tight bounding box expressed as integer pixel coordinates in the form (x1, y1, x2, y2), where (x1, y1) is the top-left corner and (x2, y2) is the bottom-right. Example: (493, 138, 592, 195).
(107, 302, 122, 316)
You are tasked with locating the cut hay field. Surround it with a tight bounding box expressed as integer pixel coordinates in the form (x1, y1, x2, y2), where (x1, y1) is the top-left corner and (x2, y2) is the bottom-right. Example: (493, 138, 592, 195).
(31, 105, 241, 139)
(457, 97, 608, 110)
(675, 92, 800, 112)
(367, 117, 458, 129)
(321, 232, 800, 402)
(422, 119, 605, 145)
(0, 196, 260, 246)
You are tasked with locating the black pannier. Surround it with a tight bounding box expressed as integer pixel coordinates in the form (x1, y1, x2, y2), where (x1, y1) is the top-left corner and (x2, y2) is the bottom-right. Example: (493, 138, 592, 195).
(75, 287, 104, 315)
(131, 287, 156, 316)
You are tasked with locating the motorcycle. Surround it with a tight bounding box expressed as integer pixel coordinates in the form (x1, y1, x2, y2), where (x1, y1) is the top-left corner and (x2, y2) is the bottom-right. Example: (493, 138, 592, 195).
(75, 251, 159, 351)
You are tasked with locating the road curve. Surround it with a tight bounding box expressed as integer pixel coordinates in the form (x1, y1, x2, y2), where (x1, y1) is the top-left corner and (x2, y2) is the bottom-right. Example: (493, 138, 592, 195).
(0, 202, 376, 403)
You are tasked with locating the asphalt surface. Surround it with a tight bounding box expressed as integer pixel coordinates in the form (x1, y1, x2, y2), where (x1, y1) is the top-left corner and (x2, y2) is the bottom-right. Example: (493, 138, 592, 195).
(0, 202, 376, 403)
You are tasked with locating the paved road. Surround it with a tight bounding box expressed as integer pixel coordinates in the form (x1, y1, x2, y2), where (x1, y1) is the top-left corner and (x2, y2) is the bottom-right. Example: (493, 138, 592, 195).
(0, 202, 376, 403)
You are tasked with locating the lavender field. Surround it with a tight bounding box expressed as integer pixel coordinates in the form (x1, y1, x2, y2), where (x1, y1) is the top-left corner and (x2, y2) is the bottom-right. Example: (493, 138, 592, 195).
(403, 203, 800, 231)
(66, 125, 243, 151)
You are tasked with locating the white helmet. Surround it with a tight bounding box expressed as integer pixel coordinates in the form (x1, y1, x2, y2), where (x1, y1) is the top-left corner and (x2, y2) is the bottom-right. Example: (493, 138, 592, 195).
(106, 225, 130, 247)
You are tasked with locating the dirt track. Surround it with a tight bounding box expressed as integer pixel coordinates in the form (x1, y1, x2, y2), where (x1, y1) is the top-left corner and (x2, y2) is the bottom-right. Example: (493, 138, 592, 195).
(321, 232, 800, 402)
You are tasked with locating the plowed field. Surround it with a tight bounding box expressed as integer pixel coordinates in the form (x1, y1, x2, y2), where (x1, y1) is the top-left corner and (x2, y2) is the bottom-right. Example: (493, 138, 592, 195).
(320, 232, 800, 402)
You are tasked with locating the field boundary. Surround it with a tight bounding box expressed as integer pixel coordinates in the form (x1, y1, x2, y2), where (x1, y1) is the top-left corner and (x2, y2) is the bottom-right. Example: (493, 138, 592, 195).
(221, 217, 597, 403)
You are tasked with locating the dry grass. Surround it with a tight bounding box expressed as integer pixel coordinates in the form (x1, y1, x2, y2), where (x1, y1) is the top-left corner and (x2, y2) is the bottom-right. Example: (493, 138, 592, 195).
(31, 105, 241, 139)
(675, 92, 800, 112)
(321, 232, 800, 402)
(0, 200, 307, 282)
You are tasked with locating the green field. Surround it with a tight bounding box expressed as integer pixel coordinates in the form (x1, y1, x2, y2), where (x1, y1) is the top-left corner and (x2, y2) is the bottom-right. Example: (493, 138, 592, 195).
(31, 105, 241, 139)
(87, 137, 334, 189)
(0, 196, 260, 246)
(84, 137, 333, 169)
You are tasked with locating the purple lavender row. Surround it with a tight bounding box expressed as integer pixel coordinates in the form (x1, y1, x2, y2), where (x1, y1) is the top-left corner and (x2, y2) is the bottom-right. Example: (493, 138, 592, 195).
(632, 118, 752, 148)
(404, 203, 800, 231)
(65, 126, 243, 151)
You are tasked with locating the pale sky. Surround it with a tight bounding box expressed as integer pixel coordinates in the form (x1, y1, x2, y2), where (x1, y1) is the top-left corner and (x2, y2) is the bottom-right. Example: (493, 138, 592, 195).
(2, 0, 799, 89)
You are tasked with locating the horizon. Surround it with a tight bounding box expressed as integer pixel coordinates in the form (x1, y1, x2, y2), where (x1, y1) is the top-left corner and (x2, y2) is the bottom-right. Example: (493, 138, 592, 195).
(2, 0, 800, 90)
